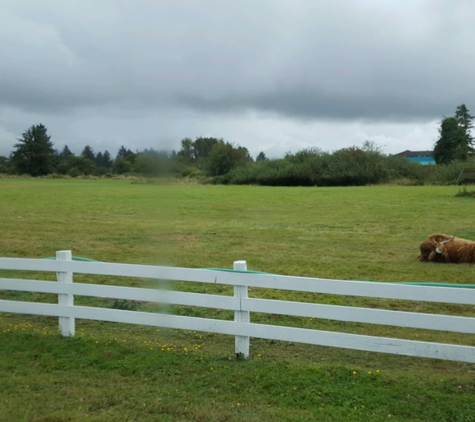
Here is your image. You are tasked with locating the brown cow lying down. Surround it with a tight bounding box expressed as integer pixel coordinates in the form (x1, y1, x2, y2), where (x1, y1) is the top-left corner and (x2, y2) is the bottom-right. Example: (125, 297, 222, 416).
(418, 233, 475, 263)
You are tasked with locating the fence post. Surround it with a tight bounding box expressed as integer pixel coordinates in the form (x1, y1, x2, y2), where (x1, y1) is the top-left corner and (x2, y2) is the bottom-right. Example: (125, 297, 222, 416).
(57, 250, 75, 337)
(234, 260, 249, 358)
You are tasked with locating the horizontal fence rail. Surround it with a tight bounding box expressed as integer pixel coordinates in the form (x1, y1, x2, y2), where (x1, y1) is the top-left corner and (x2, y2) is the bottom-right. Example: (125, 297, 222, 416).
(2, 257, 475, 304)
(1, 252, 475, 362)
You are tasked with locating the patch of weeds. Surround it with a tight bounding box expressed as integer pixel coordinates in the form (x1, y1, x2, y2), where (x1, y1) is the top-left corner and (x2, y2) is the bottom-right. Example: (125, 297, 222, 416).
(455, 186, 475, 197)
(110, 299, 137, 311)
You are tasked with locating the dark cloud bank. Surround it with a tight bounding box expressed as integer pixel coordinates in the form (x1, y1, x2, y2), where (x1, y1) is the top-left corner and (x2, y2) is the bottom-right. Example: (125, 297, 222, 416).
(0, 1, 474, 156)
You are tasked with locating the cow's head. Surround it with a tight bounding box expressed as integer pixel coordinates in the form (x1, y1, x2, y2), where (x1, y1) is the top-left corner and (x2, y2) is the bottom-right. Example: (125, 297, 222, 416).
(431, 236, 455, 258)
(418, 235, 454, 262)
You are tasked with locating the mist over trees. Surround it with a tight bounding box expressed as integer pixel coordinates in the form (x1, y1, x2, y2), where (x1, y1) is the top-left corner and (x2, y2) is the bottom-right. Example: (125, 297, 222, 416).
(1, 126, 174, 178)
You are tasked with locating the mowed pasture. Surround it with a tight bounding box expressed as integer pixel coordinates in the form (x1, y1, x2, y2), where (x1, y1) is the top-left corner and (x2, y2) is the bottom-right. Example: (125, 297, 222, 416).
(1, 178, 475, 422)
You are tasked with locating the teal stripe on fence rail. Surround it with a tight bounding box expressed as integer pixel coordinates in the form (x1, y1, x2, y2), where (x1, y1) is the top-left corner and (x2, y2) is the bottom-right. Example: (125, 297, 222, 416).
(40, 258, 475, 288)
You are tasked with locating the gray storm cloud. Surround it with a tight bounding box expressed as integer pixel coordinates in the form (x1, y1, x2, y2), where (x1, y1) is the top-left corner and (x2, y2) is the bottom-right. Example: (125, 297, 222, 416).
(2, 1, 474, 118)
(0, 0, 473, 156)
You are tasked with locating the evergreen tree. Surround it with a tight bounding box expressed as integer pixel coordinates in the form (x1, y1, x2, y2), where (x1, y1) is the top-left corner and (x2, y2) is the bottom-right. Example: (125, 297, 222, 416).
(94, 150, 113, 168)
(256, 151, 267, 161)
(102, 150, 113, 168)
(455, 104, 474, 147)
(0, 155, 9, 173)
(59, 145, 73, 161)
(11, 124, 55, 176)
(117, 145, 133, 159)
(81, 145, 95, 161)
(95, 151, 103, 166)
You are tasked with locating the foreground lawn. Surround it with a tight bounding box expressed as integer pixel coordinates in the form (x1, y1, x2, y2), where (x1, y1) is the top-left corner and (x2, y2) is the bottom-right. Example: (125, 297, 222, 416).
(1, 319, 475, 422)
(1, 178, 475, 421)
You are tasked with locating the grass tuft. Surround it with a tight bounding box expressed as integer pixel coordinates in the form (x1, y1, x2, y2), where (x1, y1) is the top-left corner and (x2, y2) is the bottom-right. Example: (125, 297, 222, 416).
(455, 186, 475, 197)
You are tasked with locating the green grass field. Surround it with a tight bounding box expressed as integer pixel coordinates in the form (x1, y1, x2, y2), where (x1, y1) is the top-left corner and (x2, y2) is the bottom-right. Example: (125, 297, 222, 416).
(1, 178, 475, 421)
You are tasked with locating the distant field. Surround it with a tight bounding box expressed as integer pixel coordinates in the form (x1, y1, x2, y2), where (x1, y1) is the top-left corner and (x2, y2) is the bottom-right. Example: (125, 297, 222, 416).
(2, 177, 475, 281)
(1, 178, 475, 421)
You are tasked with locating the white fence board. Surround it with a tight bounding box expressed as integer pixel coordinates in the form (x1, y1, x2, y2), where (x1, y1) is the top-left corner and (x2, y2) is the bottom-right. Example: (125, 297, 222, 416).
(0, 278, 238, 309)
(2, 299, 474, 363)
(241, 323, 475, 363)
(242, 298, 475, 334)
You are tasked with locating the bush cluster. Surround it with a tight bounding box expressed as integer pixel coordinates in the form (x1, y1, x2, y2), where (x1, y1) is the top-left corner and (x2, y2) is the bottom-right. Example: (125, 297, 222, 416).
(219, 143, 429, 186)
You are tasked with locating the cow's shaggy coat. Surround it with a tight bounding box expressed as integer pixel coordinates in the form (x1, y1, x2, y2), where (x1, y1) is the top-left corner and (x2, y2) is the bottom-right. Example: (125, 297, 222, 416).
(418, 233, 475, 263)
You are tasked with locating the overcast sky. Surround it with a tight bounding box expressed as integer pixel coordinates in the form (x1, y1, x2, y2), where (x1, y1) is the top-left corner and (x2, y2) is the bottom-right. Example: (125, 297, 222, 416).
(1, 0, 474, 158)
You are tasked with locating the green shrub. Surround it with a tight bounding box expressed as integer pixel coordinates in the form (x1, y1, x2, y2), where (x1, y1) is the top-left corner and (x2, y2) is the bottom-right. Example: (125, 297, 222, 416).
(223, 144, 426, 187)
(424, 157, 475, 185)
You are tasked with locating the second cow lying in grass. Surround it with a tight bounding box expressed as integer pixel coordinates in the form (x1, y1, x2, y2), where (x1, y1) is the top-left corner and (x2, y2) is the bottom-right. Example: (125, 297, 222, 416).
(418, 233, 475, 263)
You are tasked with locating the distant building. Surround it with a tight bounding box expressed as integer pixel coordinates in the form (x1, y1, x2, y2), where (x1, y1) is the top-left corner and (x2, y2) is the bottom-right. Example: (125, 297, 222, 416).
(394, 150, 435, 165)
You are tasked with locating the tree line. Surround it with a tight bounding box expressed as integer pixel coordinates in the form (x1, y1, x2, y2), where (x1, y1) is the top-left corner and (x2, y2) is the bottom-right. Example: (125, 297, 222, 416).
(0, 126, 260, 178)
(0, 104, 474, 185)
(0, 125, 174, 177)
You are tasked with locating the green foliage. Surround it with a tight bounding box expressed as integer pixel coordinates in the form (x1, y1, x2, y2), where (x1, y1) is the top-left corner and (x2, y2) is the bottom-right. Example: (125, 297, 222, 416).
(455, 186, 475, 197)
(455, 103, 474, 147)
(134, 150, 171, 176)
(206, 141, 252, 176)
(434, 104, 475, 165)
(10, 124, 56, 176)
(7, 113, 475, 184)
(112, 156, 133, 174)
(256, 151, 267, 161)
(176, 137, 251, 177)
(223, 142, 424, 186)
(81, 145, 96, 161)
(95, 150, 113, 169)
(177, 136, 221, 169)
(134, 152, 159, 176)
(177, 137, 194, 162)
(101, 150, 113, 168)
(55, 146, 173, 177)
(117, 145, 134, 159)
(433, 117, 468, 164)
(58, 145, 73, 161)
(0, 155, 10, 174)
(110, 299, 137, 310)
(193, 137, 221, 165)
(64, 155, 96, 176)
(424, 156, 475, 185)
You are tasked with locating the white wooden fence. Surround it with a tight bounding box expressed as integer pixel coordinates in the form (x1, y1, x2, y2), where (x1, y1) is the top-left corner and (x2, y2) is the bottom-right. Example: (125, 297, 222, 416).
(1, 251, 475, 363)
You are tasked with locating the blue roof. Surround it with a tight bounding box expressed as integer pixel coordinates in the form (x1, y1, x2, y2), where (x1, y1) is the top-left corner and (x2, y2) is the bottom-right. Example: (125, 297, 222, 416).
(408, 156, 435, 165)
